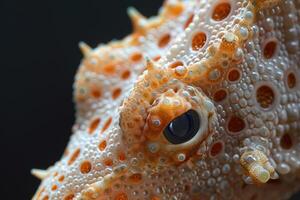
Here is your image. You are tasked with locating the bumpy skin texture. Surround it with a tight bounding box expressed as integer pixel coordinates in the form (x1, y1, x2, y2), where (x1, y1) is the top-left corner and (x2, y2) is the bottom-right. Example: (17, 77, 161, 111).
(33, 0, 300, 199)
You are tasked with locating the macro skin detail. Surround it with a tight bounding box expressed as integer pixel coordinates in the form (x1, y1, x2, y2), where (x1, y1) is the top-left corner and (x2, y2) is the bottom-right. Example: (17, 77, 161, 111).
(32, 0, 300, 199)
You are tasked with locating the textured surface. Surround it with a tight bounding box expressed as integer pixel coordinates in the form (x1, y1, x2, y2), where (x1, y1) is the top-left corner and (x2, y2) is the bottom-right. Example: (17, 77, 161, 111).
(32, 0, 300, 199)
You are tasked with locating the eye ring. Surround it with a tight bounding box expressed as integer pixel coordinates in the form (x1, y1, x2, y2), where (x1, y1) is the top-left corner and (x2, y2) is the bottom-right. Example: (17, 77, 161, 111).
(163, 110, 201, 144)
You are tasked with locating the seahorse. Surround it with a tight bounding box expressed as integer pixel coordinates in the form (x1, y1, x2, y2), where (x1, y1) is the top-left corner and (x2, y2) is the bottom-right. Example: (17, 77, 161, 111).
(32, 0, 300, 199)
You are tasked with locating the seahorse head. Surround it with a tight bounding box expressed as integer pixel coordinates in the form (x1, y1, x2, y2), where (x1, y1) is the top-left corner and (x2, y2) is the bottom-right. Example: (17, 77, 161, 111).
(33, 0, 300, 199)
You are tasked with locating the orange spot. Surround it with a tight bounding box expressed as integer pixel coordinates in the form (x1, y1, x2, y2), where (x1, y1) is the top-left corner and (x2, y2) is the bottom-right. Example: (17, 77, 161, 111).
(121, 70, 131, 80)
(212, 2, 231, 21)
(53, 172, 58, 177)
(153, 55, 161, 61)
(228, 116, 245, 133)
(58, 175, 65, 182)
(104, 158, 113, 166)
(68, 149, 80, 165)
(103, 64, 116, 75)
(256, 85, 275, 109)
(263, 40, 277, 59)
(128, 173, 142, 183)
(102, 117, 112, 133)
(280, 133, 293, 149)
(228, 69, 240, 82)
(287, 72, 296, 89)
(131, 53, 143, 62)
(118, 152, 126, 161)
(64, 194, 75, 200)
(112, 88, 122, 99)
(158, 34, 171, 48)
(42, 195, 49, 200)
(89, 118, 101, 134)
(192, 32, 206, 51)
(213, 89, 227, 102)
(168, 61, 184, 69)
(115, 192, 128, 200)
(210, 141, 223, 157)
(91, 89, 102, 99)
(98, 140, 107, 151)
(184, 14, 194, 29)
(150, 80, 159, 89)
(51, 185, 58, 191)
(80, 161, 92, 174)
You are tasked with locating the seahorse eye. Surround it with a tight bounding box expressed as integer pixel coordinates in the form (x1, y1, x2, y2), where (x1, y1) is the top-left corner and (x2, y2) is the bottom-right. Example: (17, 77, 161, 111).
(163, 110, 200, 144)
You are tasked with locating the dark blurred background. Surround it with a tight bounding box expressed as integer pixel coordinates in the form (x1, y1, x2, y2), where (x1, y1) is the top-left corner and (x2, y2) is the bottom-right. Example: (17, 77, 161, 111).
(0, 0, 299, 199)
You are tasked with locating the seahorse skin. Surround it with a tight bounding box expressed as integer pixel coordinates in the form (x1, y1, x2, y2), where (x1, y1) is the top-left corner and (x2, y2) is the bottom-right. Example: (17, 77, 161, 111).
(32, 0, 300, 200)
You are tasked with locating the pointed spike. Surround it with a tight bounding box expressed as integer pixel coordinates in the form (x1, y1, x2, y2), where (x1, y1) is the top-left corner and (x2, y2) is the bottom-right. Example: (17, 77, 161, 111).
(145, 57, 155, 71)
(127, 7, 147, 32)
(31, 168, 49, 180)
(127, 7, 146, 22)
(79, 41, 92, 57)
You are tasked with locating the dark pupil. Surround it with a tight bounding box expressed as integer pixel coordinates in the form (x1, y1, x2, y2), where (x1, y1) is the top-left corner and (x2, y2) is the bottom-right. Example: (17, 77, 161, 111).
(163, 110, 200, 144)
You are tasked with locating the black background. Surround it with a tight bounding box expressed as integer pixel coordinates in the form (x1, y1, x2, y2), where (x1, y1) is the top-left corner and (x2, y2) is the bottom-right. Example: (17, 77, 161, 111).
(0, 0, 299, 199)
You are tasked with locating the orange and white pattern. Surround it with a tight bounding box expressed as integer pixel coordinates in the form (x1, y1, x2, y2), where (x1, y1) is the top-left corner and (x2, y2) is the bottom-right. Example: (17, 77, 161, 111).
(32, 0, 300, 199)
